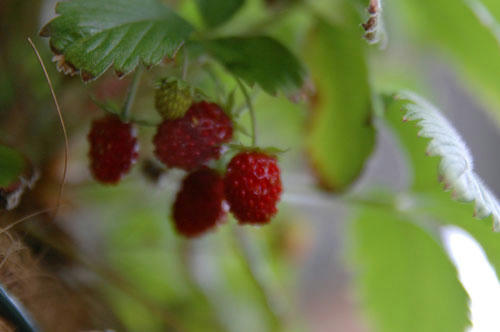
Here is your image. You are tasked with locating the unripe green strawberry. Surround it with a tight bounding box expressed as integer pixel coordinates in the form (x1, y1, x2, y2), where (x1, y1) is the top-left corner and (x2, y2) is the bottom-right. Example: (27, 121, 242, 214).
(154, 78, 193, 119)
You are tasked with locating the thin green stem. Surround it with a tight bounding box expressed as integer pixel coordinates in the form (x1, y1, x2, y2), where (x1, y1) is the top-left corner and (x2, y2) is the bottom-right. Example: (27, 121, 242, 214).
(236, 78, 257, 146)
(205, 65, 226, 101)
(178, 242, 230, 332)
(182, 50, 189, 80)
(122, 66, 143, 121)
(232, 226, 285, 331)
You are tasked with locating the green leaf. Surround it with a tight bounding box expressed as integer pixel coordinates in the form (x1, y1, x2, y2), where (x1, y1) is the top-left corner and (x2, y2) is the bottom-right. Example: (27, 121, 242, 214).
(383, 94, 440, 192)
(40, 0, 194, 80)
(204, 36, 305, 95)
(417, 193, 500, 277)
(350, 207, 470, 332)
(389, 91, 500, 230)
(0, 145, 25, 188)
(394, 0, 500, 125)
(302, 18, 375, 192)
(0, 145, 37, 211)
(195, 0, 245, 28)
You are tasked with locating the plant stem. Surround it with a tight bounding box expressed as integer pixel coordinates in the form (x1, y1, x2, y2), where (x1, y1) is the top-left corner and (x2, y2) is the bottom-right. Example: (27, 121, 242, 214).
(179, 242, 230, 332)
(122, 66, 143, 121)
(182, 50, 189, 80)
(236, 78, 257, 146)
(232, 226, 285, 331)
(205, 65, 226, 101)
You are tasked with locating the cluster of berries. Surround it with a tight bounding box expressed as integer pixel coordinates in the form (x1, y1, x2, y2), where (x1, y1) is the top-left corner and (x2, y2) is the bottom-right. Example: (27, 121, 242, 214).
(87, 78, 282, 237)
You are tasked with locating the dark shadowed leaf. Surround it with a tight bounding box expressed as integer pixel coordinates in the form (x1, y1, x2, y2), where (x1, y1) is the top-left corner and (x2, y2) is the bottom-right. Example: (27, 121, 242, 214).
(195, 0, 245, 28)
(40, 0, 194, 80)
(204, 36, 305, 95)
(0, 145, 38, 210)
(0, 145, 25, 188)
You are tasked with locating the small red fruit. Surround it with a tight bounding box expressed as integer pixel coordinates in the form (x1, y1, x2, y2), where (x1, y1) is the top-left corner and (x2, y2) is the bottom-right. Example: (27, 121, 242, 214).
(153, 101, 233, 170)
(224, 151, 282, 224)
(173, 167, 226, 237)
(88, 115, 138, 184)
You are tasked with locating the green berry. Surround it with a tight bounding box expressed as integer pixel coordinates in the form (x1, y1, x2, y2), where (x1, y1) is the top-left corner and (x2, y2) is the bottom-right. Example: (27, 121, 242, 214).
(154, 78, 193, 119)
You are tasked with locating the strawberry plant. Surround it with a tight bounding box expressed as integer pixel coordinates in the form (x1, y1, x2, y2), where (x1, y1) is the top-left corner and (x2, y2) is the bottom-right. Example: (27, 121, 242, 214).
(2, 0, 500, 331)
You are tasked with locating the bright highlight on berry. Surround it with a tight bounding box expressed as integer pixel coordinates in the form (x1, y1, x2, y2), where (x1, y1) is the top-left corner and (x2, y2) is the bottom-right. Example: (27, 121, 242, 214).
(224, 151, 282, 224)
(88, 115, 138, 184)
(173, 167, 227, 237)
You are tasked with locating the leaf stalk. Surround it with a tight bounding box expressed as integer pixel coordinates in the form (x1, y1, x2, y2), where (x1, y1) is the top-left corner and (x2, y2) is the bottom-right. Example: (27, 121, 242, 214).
(122, 67, 143, 121)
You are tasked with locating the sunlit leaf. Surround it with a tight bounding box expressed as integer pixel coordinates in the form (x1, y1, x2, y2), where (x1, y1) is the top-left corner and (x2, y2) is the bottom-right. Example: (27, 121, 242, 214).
(416, 193, 500, 281)
(303, 17, 375, 192)
(350, 207, 470, 332)
(40, 0, 194, 80)
(388, 91, 500, 230)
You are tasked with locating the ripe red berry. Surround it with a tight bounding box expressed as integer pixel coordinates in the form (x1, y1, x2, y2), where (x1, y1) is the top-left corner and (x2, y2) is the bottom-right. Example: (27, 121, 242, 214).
(153, 101, 233, 170)
(173, 167, 227, 237)
(88, 115, 138, 184)
(224, 151, 282, 224)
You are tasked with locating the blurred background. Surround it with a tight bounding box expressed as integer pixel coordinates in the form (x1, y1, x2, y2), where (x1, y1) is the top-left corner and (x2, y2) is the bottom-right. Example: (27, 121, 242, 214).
(2, 0, 500, 331)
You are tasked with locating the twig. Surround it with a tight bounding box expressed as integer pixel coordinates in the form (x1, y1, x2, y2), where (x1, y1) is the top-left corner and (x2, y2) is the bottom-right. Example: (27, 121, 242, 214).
(27, 38, 68, 221)
(0, 208, 54, 236)
(368, 0, 380, 14)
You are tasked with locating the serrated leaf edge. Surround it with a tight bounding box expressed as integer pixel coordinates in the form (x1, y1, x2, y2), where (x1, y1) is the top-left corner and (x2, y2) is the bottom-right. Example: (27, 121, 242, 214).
(397, 91, 500, 231)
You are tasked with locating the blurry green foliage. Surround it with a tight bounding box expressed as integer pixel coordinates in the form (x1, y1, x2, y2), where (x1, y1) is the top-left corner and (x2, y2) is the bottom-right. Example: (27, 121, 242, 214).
(393, 0, 500, 125)
(195, 0, 245, 28)
(350, 207, 470, 332)
(303, 16, 375, 192)
(204, 36, 305, 95)
(0, 145, 26, 187)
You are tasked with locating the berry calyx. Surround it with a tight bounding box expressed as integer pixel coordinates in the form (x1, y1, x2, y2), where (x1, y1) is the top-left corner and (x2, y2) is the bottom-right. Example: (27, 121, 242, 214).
(154, 78, 193, 119)
(173, 167, 227, 237)
(153, 101, 233, 170)
(88, 115, 138, 184)
(224, 151, 282, 224)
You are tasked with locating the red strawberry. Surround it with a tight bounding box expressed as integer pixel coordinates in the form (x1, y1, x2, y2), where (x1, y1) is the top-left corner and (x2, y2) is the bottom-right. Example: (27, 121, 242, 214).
(153, 101, 233, 170)
(88, 115, 138, 184)
(173, 167, 227, 237)
(224, 151, 282, 224)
